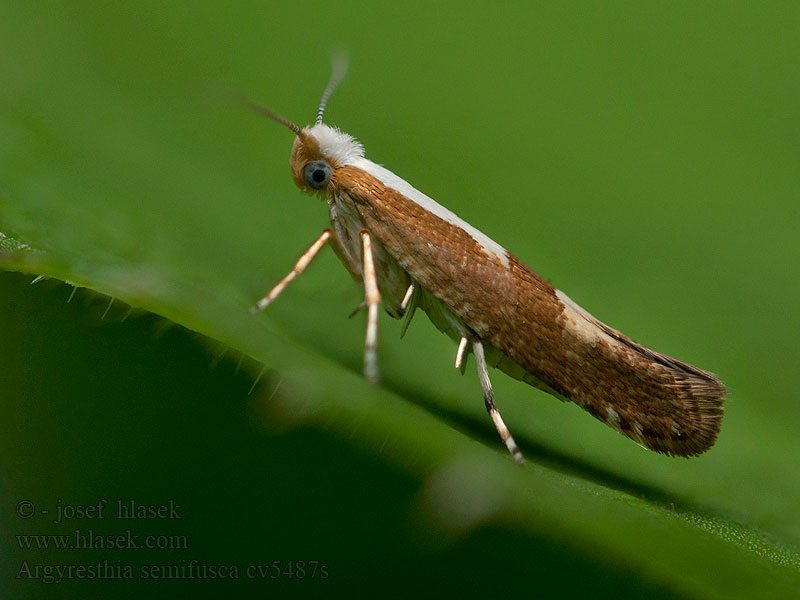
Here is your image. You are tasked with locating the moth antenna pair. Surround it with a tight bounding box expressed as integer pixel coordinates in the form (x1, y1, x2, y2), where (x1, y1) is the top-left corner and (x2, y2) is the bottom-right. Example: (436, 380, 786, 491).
(246, 53, 348, 136)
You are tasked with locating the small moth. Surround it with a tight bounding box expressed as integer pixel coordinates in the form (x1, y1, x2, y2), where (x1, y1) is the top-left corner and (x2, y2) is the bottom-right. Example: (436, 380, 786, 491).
(250, 60, 725, 465)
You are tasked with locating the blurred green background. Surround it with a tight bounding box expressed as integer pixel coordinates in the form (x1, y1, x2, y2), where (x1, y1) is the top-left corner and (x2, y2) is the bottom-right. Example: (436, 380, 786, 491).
(1, 2, 799, 598)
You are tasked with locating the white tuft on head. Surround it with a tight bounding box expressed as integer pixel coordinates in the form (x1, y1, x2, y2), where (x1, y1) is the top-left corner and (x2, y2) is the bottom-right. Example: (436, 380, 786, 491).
(307, 124, 364, 165)
(309, 122, 510, 266)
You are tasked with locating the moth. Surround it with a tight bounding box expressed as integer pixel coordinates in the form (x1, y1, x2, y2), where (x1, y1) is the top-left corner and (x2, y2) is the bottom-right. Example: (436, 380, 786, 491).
(250, 60, 725, 465)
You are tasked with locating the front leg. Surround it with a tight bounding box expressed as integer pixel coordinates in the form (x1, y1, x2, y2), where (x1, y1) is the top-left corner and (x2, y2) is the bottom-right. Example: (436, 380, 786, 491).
(360, 230, 381, 384)
(251, 229, 332, 313)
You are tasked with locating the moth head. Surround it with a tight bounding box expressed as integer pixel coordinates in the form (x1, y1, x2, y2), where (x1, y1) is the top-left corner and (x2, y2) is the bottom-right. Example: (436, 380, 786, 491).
(248, 55, 362, 195)
(288, 124, 364, 194)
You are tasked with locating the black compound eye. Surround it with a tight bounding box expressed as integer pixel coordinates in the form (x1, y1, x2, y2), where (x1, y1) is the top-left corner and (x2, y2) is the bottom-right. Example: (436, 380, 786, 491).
(304, 160, 332, 190)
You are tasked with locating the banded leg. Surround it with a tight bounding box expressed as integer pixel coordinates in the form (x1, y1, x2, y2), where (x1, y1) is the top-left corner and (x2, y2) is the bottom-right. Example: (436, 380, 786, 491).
(360, 231, 381, 384)
(251, 229, 332, 313)
(472, 340, 525, 466)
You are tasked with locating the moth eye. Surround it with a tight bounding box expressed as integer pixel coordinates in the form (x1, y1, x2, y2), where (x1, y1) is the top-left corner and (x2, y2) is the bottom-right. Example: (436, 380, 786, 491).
(304, 160, 332, 190)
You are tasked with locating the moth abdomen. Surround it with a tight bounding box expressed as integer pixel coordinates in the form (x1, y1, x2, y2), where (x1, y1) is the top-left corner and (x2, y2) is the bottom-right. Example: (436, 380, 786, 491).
(544, 290, 726, 456)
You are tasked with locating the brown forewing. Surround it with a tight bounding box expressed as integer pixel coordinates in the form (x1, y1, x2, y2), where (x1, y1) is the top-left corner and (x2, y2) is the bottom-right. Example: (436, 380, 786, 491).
(333, 165, 725, 457)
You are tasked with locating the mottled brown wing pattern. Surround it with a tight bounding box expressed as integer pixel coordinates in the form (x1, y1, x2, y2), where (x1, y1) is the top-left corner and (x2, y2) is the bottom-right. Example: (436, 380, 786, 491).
(334, 165, 725, 456)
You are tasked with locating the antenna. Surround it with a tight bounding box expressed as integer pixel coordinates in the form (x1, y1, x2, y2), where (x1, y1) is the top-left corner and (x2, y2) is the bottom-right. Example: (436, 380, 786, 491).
(315, 53, 349, 125)
(246, 101, 302, 136)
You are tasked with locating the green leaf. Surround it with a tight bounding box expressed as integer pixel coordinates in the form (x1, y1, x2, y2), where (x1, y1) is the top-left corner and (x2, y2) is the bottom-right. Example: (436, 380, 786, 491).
(2, 3, 800, 598)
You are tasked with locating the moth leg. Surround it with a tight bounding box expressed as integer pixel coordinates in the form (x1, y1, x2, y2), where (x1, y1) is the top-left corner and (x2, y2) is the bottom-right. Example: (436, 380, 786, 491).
(251, 229, 332, 313)
(472, 340, 525, 466)
(399, 284, 419, 339)
(454, 336, 469, 371)
(348, 301, 366, 319)
(399, 283, 415, 313)
(360, 231, 380, 384)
